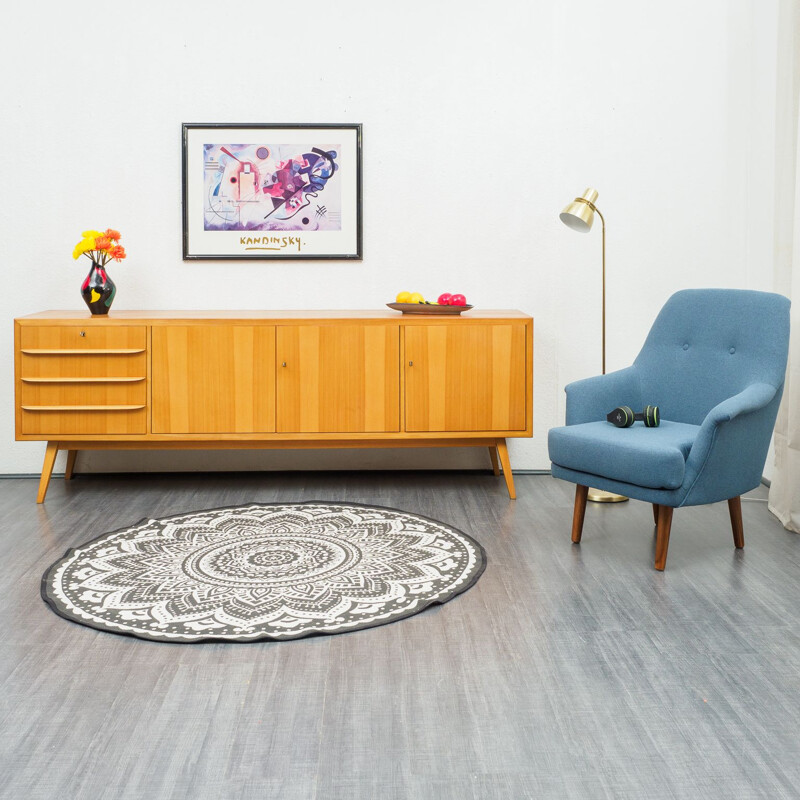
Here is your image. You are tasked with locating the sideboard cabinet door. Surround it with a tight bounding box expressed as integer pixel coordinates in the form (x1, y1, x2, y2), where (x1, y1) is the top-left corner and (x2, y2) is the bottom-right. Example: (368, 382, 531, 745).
(152, 325, 276, 434)
(404, 324, 527, 432)
(276, 325, 400, 433)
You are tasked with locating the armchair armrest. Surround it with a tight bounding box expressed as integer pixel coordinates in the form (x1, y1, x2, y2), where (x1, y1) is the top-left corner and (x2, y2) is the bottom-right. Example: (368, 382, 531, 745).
(681, 382, 780, 505)
(565, 366, 643, 425)
(700, 382, 778, 427)
(686, 382, 777, 468)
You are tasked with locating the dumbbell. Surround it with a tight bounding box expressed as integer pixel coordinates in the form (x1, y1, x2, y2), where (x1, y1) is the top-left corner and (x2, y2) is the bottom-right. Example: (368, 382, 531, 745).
(606, 405, 660, 428)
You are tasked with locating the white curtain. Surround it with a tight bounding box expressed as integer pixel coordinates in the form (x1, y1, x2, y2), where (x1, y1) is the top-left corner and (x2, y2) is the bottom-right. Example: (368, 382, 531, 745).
(770, 249, 800, 533)
(769, 0, 800, 533)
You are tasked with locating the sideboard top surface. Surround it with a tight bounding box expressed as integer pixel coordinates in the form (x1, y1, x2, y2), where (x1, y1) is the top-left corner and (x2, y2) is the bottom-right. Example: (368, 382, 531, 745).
(16, 309, 532, 324)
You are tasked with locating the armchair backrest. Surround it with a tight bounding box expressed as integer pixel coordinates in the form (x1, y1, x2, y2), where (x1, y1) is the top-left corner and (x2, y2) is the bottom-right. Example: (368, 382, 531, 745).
(633, 289, 791, 425)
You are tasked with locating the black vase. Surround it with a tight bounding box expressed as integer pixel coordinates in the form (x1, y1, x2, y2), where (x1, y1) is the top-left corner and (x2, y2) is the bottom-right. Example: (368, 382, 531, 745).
(81, 261, 116, 315)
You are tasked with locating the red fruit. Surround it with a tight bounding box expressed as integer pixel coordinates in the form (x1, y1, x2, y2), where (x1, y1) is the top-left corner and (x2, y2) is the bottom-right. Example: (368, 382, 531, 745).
(437, 293, 453, 305)
(450, 293, 467, 306)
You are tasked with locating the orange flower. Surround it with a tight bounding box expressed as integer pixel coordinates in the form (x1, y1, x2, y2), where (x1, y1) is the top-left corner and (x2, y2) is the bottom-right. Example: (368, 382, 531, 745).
(94, 236, 111, 250)
(109, 245, 126, 261)
(105, 228, 121, 241)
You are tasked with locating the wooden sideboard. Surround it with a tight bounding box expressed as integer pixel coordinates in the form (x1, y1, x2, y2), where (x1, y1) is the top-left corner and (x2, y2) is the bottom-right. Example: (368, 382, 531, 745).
(15, 310, 533, 502)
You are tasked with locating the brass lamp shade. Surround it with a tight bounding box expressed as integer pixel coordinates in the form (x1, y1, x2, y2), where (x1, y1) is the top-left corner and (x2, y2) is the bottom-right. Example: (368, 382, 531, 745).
(559, 188, 599, 232)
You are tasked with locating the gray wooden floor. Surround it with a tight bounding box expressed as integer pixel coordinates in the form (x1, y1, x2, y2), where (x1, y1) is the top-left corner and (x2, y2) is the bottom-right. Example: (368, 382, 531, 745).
(0, 471, 798, 800)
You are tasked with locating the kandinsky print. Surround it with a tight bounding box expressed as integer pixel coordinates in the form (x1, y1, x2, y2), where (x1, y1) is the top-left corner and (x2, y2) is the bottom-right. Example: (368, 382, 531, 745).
(203, 143, 342, 232)
(183, 124, 361, 259)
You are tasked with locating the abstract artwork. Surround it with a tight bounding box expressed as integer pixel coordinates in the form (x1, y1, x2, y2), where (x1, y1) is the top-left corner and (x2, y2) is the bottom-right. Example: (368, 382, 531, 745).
(203, 143, 341, 232)
(183, 124, 361, 260)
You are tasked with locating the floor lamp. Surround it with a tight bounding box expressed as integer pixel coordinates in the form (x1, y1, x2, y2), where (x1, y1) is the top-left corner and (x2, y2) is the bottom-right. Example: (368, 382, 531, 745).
(559, 188, 628, 503)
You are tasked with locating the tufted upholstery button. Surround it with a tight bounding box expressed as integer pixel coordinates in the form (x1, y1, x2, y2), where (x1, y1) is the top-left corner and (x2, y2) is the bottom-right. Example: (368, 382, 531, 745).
(729, 347, 736, 354)
(683, 343, 689, 351)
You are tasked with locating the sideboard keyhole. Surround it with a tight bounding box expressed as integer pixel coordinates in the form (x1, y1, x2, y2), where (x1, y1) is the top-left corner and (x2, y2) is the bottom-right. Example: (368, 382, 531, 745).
(79, 331, 86, 337)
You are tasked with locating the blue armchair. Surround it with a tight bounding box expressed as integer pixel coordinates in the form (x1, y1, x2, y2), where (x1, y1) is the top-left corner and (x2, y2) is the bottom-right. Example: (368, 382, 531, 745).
(548, 289, 791, 570)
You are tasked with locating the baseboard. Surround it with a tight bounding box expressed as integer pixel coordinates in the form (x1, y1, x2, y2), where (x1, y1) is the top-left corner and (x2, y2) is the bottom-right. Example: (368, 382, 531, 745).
(510, 469, 551, 475)
(1, 468, 555, 479)
(0, 473, 69, 479)
(761, 476, 771, 488)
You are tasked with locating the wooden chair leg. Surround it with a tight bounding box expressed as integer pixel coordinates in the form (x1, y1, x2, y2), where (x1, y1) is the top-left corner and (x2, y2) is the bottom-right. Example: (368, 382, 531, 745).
(572, 485, 589, 543)
(37, 442, 59, 504)
(728, 496, 745, 549)
(64, 449, 78, 481)
(495, 439, 516, 499)
(654, 505, 673, 571)
(488, 446, 500, 476)
(652, 504, 659, 525)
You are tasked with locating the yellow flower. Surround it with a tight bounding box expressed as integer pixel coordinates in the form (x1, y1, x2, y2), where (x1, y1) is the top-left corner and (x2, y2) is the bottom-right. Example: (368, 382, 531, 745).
(81, 230, 103, 239)
(72, 238, 95, 259)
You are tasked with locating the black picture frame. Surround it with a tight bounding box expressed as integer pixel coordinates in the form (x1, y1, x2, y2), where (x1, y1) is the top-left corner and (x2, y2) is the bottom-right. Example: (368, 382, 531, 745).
(182, 123, 362, 260)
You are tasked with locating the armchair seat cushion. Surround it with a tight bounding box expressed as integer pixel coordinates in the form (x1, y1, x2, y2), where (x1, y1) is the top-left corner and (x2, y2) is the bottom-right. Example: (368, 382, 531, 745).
(548, 420, 701, 490)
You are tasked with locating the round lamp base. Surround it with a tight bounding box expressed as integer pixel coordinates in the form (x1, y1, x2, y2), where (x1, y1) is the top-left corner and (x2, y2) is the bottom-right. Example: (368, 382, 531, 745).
(588, 488, 629, 503)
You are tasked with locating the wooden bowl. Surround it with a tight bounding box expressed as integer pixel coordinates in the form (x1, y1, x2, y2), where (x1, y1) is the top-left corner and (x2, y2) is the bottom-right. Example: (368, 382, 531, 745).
(386, 303, 474, 315)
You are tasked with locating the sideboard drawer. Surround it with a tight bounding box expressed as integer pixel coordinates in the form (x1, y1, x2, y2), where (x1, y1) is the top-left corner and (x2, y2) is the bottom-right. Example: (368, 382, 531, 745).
(20, 351, 147, 379)
(21, 407, 146, 435)
(20, 378, 146, 408)
(19, 325, 146, 353)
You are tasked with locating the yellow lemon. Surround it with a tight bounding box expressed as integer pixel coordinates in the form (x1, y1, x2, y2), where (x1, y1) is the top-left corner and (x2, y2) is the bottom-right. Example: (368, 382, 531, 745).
(396, 291, 412, 303)
(409, 292, 425, 304)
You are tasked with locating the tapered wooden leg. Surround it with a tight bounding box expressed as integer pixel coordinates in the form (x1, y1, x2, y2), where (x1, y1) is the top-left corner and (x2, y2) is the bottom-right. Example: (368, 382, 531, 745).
(654, 505, 673, 571)
(652, 504, 659, 525)
(488, 446, 500, 476)
(572, 485, 589, 543)
(495, 439, 516, 499)
(37, 442, 59, 504)
(64, 450, 78, 481)
(728, 496, 744, 549)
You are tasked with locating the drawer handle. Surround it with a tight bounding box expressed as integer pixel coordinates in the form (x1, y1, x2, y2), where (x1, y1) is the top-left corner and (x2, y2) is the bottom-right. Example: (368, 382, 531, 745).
(79, 331, 86, 337)
(22, 405, 146, 411)
(409, 361, 413, 366)
(282, 361, 287, 367)
(20, 348, 145, 354)
(21, 377, 146, 384)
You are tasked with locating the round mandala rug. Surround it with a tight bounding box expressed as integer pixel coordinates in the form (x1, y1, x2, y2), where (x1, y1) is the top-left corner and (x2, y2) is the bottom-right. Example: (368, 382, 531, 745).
(41, 502, 486, 643)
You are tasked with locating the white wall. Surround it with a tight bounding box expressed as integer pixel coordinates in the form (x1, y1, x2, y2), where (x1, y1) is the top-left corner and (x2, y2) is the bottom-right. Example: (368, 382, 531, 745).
(0, 0, 781, 476)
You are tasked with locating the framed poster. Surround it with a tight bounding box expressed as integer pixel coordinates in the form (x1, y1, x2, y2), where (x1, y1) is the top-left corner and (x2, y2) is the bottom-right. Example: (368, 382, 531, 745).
(182, 123, 362, 260)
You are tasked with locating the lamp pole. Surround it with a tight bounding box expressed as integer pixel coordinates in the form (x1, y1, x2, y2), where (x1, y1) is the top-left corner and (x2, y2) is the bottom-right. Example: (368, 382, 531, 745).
(570, 196, 606, 374)
(599, 206, 606, 376)
(560, 189, 627, 503)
